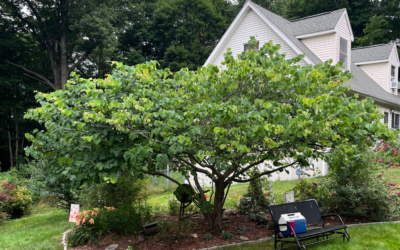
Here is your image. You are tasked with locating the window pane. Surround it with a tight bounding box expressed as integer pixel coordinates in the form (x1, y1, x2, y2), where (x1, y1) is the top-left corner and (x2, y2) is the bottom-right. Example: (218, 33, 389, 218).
(244, 44, 249, 51)
(384, 112, 388, 124)
(396, 114, 399, 129)
(392, 66, 396, 82)
(340, 38, 347, 54)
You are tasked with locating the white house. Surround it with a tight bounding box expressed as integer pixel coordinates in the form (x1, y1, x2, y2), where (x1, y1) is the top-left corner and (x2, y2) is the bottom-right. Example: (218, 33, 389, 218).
(189, 1, 400, 184)
(205, 1, 400, 130)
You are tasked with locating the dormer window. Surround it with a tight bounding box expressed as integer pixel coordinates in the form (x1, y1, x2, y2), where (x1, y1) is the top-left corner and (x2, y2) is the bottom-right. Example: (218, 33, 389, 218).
(244, 41, 259, 52)
(339, 37, 348, 70)
(391, 66, 396, 82)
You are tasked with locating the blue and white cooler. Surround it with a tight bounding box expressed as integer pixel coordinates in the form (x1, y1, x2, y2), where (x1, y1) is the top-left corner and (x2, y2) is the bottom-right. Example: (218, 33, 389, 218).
(279, 213, 307, 236)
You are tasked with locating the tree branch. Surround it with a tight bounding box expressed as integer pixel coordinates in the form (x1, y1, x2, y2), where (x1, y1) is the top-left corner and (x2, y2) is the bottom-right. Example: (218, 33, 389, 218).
(231, 161, 299, 183)
(4, 60, 56, 90)
(143, 170, 181, 186)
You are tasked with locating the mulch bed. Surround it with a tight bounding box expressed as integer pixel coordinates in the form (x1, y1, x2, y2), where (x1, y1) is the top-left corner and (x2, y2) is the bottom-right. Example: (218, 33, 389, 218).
(69, 212, 372, 250)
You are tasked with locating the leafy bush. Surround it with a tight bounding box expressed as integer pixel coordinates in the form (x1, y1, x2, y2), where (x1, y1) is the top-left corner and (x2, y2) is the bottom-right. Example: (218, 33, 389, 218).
(0, 181, 32, 219)
(244, 170, 271, 211)
(327, 146, 400, 221)
(220, 230, 233, 239)
(158, 218, 197, 239)
(203, 233, 213, 241)
(167, 195, 180, 216)
(99, 204, 152, 235)
(68, 204, 152, 247)
(79, 172, 145, 209)
(293, 179, 335, 214)
(67, 208, 103, 247)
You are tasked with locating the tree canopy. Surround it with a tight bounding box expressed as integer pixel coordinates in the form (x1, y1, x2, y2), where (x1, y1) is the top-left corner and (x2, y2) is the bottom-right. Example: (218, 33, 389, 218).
(25, 38, 396, 231)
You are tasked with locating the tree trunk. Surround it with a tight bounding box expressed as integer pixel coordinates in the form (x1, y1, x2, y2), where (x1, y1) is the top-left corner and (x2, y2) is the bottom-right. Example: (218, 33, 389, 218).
(59, 0, 69, 90)
(7, 127, 14, 169)
(202, 179, 226, 233)
(14, 107, 19, 170)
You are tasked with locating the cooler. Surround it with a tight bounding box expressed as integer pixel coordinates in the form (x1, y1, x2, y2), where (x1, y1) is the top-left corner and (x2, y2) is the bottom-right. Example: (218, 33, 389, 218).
(279, 212, 307, 236)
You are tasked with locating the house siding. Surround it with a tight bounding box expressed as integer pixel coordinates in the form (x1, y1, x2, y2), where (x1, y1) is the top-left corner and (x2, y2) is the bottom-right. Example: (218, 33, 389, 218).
(335, 14, 352, 69)
(301, 33, 335, 64)
(359, 62, 389, 91)
(210, 10, 308, 67)
(389, 46, 399, 95)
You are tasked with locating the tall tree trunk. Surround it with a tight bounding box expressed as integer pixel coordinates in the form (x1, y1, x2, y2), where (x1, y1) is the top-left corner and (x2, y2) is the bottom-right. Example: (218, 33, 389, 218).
(7, 126, 14, 169)
(14, 107, 19, 170)
(59, 0, 69, 90)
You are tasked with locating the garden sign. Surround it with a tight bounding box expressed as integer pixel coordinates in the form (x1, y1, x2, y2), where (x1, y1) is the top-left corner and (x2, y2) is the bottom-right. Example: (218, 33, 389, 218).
(69, 204, 80, 222)
(284, 191, 294, 203)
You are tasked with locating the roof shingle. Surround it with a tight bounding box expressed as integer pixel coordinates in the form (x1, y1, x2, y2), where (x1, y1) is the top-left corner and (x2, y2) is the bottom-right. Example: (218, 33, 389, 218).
(352, 44, 395, 63)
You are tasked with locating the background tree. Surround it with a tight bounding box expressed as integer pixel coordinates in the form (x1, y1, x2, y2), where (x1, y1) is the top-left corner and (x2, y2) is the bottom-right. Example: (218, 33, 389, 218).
(118, 0, 236, 72)
(0, 16, 52, 170)
(25, 38, 396, 232)
(1, 0, 131, 90)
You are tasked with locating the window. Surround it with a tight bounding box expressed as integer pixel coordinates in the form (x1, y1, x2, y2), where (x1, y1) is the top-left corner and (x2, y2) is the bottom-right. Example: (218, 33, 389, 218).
(339, 37, 348, 70)
(392, 112, 399, 129)
(384, 112, 389, 124)
(391, 65, 396, 82)
(244, 41, 259, 52)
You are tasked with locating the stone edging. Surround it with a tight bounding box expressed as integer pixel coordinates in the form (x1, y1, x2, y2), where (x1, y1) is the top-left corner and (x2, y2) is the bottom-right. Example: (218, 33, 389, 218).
(62, 228, 73, 250)
(199, 220, 400, 250)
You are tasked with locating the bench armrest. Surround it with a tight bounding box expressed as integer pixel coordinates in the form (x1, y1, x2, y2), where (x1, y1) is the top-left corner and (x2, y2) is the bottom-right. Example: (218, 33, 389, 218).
(321, 214, 346, 226)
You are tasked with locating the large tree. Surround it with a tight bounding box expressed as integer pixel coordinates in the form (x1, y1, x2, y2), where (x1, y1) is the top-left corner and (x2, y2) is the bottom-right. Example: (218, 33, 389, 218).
(0, 16, 52, 170)
(1, 0, 130, 90)
(118, 0, 236, 72)
(25, 38, 396, 232)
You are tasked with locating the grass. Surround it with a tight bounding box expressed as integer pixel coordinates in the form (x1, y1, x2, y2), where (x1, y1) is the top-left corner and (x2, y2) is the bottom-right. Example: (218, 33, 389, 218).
(0, 205, 73, 250)
(224, 222, 400, 250)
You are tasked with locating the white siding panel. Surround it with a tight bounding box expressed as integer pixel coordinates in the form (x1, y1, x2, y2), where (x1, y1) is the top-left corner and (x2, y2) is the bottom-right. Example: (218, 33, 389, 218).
(335, 14, 352, 69)
(389, 46, 399, 95)
(210, 10, 308, 67)
(359, 62, 389, 91)
(301, 33, 335, 63)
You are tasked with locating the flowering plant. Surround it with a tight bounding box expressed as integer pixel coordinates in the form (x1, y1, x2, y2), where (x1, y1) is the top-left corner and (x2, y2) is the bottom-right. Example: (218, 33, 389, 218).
(0, 182, 32, 219)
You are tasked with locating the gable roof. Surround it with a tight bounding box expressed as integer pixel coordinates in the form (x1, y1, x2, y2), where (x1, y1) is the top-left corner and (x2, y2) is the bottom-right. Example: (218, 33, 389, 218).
(352, 43, 396, 65)
(290, 9, 344, 36)
(205, 0, 400, 107)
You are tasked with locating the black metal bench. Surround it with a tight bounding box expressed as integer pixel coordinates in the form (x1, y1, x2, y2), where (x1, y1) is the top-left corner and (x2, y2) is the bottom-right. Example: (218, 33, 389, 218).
(269, 199, 350, 250)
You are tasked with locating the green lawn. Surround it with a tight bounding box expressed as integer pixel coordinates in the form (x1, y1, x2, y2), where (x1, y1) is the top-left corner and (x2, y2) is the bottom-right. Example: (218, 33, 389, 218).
(224, 222, 400, 250)
(0, 205, 73, 250)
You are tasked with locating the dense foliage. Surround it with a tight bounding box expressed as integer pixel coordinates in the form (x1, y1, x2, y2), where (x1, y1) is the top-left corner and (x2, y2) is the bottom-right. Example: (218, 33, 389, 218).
(68, 204, 152, 247)
(294, 143, 400, 221)
(79, 172, 146, 208)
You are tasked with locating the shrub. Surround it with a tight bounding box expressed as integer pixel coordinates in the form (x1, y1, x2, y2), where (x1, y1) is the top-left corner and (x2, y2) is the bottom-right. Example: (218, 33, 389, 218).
(79, 172, 145, 209)
(67, 208, 103, 247)
(158, 218, 197, 239)
(220, 230, 233, 239)
(99, 204, 152, 235)
(0, 181, 32, 219)
(244, 170, 270, 211)
(327, 146, 400, 221)
(167, 195, 180, 216)
(203, 233, 213, 241)
(292, 179, 335, 214)
(68, 204, 152, 247)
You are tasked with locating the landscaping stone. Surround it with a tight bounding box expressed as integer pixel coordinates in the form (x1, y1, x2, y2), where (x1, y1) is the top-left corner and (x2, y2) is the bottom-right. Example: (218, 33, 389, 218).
(237, 226, 250, 232)
(239, 236, 249, 241)
(191, 234, 198, 238)
(105, 244, 118, 250)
